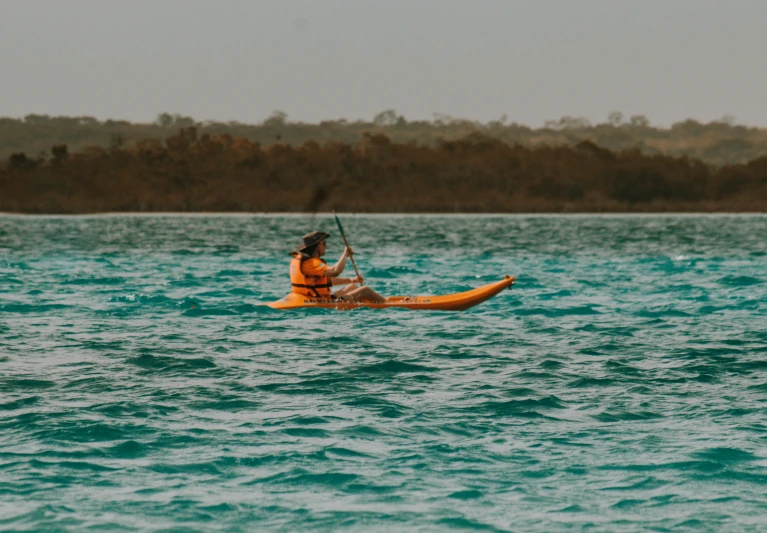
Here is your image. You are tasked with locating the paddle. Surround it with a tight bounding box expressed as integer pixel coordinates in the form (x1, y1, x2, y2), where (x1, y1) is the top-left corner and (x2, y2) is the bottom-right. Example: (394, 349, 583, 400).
(333, 211, 364, 286)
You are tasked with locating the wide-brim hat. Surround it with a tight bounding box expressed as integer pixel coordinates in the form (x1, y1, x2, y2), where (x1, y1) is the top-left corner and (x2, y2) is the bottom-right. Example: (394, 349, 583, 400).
(292, 231, 331, 254)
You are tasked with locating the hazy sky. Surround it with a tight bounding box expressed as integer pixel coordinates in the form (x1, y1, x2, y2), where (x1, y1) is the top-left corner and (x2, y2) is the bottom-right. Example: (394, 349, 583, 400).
(2, 0, 765, 127)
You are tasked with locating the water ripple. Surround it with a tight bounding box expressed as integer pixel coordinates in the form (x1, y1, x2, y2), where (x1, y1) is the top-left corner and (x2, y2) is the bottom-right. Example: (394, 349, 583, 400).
(1, 214, 766, 531)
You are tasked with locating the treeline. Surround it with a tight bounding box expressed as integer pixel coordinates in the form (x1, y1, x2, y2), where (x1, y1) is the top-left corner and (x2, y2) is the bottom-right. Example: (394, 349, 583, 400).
(3, 111, 767, 167)
(1, 128, 765, 213)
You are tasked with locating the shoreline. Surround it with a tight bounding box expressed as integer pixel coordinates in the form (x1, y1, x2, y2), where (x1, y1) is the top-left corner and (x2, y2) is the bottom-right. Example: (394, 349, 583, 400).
(1, 211, 765, 218)
(3, 132, 767, 216)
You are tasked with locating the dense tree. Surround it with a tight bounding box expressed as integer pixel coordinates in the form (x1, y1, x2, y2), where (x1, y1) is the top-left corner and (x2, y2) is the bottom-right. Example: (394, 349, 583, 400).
(2, 111, 767, 167)
(1, 129, 765, 213)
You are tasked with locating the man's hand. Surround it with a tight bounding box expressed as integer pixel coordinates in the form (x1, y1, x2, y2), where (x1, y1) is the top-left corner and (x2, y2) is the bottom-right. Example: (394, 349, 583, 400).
(344, 246, 354, 257)
(352, 275, 364, 284)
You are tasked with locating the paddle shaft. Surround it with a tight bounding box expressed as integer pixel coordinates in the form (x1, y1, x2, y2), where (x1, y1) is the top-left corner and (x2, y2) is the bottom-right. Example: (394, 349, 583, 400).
(333, 212, 364, 285)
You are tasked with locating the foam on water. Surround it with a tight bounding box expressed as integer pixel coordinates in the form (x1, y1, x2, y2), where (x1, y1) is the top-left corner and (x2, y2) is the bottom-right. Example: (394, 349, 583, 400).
(1, 214, 766, 531)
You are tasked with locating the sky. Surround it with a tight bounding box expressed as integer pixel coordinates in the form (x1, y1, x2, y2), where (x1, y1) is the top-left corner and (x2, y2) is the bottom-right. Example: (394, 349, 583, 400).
(1, 0, 766, 128)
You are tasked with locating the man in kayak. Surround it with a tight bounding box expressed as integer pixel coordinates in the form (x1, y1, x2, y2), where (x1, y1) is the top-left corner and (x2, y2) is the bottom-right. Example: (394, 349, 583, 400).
(290, 231, 386, 303)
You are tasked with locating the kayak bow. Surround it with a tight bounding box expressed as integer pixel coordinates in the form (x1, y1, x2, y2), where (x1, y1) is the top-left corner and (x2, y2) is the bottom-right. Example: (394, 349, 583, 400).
(267, 275, 515, 311)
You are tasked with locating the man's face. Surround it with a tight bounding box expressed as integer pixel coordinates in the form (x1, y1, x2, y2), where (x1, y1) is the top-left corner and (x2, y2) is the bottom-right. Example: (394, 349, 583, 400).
(318, 240, 327, 256)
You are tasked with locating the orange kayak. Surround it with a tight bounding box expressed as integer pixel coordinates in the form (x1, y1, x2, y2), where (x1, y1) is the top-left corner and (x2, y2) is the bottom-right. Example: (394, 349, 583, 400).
(267, 275, 515, 311)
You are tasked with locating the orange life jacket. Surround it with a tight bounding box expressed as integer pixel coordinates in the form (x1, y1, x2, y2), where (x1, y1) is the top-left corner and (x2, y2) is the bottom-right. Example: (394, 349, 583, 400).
(290, 254, 332, 297)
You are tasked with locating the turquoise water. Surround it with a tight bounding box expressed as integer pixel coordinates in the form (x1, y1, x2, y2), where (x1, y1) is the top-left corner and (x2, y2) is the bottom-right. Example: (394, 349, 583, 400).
(1, 214, 766, 532)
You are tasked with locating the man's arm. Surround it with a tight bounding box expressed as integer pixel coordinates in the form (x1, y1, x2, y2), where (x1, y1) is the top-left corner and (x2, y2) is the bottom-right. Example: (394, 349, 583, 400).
(331, 276, 363, 286)
(323, 247, 352, 277)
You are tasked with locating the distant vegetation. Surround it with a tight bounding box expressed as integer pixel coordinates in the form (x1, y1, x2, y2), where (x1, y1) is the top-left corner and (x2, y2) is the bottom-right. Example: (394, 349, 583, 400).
(3, 110, 767, 167)
(2, 126, 766, 213)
